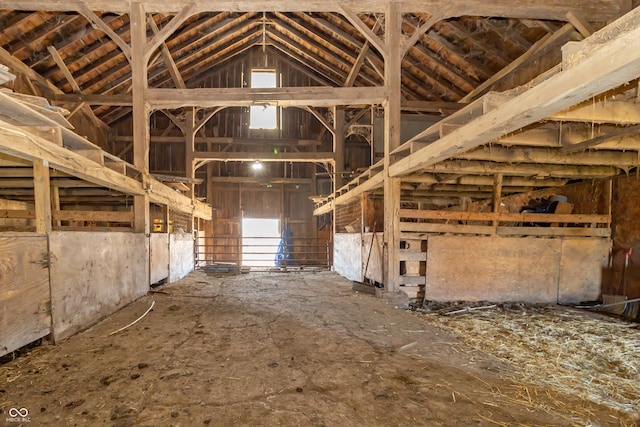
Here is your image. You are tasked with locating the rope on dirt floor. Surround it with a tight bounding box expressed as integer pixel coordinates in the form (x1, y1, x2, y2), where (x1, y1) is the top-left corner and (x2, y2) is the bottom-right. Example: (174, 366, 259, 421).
(108, 301, 156, 336)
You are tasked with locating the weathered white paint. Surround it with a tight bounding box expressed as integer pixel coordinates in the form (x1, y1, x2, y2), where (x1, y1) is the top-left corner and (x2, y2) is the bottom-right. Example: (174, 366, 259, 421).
(425, 235, 609, 303)
(150, 233, 169, 285)
(49, 231, 148, 341)
(333, 233, 362, 282)
(170, 232, 194, 282)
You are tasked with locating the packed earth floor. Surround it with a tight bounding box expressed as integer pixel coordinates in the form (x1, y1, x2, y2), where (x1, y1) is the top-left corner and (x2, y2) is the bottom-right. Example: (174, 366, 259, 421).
(1, 271, 637, 426)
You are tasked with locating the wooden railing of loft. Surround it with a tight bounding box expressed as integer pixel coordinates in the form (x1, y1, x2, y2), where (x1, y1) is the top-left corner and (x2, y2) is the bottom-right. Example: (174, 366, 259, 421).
(399, 209, 611, 238)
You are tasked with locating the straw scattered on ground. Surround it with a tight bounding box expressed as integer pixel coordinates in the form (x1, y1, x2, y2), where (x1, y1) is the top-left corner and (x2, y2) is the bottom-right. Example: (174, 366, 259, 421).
(414, 302, 640, 419)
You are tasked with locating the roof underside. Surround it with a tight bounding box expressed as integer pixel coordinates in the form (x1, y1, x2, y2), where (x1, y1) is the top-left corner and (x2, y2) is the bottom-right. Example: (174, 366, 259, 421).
(0, 9, 576, 124)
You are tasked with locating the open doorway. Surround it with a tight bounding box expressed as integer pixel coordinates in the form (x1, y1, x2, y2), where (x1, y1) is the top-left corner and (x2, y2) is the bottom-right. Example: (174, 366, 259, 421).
(242, 218, 280, 267)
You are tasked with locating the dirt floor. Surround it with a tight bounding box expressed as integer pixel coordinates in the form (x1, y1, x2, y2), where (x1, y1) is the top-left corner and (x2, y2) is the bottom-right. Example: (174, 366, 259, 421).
(0, 270, 635, 426)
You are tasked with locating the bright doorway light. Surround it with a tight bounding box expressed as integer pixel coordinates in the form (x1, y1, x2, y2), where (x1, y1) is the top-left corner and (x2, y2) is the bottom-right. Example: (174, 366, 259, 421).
(242, 218, 280, 267)
(250, 69, 277, 130)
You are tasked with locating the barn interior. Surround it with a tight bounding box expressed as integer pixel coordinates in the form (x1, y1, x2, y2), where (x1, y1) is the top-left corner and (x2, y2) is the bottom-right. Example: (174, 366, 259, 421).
(1, 0, 640, 424)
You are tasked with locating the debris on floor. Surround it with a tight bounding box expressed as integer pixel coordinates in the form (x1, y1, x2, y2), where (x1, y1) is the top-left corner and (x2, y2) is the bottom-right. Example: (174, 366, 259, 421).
(414, 302, 640, 416)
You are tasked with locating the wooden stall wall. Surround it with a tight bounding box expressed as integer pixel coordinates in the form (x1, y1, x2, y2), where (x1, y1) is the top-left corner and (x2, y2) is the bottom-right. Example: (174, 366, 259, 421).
(334, 233, 362, 282)
(48, 232, 148, 342)
(0, 234, 51, 357)
(150, 233, 170, 285)
(170, 232, 195, 282)
(425, 236, 608, 304)
(0, 198, 34, 230)
(362, 232, 384, 284)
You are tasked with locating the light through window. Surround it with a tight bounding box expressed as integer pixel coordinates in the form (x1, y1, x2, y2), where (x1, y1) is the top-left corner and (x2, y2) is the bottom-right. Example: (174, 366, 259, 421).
(250, 69, 277, 129)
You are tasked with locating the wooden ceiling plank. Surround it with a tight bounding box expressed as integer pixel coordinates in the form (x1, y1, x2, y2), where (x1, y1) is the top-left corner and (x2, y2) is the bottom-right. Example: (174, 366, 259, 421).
(390, 9, 640, 178)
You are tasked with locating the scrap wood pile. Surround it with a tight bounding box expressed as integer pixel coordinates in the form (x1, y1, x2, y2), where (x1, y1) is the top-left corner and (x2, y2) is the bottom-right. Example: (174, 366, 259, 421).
(415, 302, 640, 416)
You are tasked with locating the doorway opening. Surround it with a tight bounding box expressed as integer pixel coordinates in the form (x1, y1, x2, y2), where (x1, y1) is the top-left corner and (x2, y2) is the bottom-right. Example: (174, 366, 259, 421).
(242, 218, 280, 267)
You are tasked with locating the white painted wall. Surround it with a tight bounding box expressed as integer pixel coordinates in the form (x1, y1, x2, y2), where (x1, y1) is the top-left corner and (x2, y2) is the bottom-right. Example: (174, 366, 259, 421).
(49, 232, 148, 341)
(333, 233, 363, 282)
(170, 232, 194, 282)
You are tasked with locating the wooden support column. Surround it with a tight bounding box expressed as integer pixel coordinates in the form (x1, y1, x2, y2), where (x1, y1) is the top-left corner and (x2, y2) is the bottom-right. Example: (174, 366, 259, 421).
(492, 173, 503, 228)
(333, 106, 346, 190)
(131, 2, 150, 234)
(185, 107, 196, 198)
(383, 2, 401, 293)
(33, 160, 52, 233)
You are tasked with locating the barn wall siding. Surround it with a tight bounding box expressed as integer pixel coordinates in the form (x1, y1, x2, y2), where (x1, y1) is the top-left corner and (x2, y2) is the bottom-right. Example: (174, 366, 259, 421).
(425, 236, 609, 303)
(49, 232, 149, 342)
(0, 234, 51, 357)
(170, 232, 195, 282)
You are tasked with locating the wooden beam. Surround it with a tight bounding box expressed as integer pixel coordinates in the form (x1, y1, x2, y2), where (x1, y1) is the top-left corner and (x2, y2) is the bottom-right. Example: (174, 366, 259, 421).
(148, 16, 186, 89)
(144, 3, 198, 62)
(78, 4, 132, 63)
(390, 8, 640, 178)
(549, 100, 640, 125)
(401, 100, 466, 114)
(2, 1, 631, 21)
(425, 160, 620, 178)
(338, 6, 387, 59)
(305, 107, 336, 136)
(458, 145, 640, 166)
(401, 12, 446, 55)
(47, 46, 81, 93)
(33, 159, 52, 233)
(461, 23, 576, 102)
(565, 11, 595, 38)
(146, 86, 386, 109)
(130, 2, 149, 233)
(492, 173, 503, 227)
(383, 2, 402, 293)
(344, 18, 382, 87)
(51, 93, 133, 106)
(193, 152, 335, 162)
(559, 124, 640, 154)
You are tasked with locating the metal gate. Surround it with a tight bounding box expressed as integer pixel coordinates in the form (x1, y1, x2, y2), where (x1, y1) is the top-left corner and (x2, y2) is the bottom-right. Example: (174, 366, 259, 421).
(195, 235, 330, 271)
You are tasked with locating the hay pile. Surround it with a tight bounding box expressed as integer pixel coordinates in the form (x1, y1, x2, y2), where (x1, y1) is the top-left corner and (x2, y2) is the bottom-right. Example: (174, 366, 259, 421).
(416, 303, 640, 416)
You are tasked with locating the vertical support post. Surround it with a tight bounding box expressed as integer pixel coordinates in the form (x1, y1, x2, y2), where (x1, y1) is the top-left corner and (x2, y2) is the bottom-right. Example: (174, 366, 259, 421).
(131, 1, 150, 235)
(333, 106, 346, 190)
(185, 108, 196, 233)
(383, 2, 402, 292)
(51, 184, 60, 228)
(185, 107, 196, 198)
(492, 173, 503, 229)
(33, 160, 52, 234)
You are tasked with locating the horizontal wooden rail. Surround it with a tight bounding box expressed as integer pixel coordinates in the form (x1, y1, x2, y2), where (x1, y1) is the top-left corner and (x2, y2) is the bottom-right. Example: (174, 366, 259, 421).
(399, 209, 610, 225)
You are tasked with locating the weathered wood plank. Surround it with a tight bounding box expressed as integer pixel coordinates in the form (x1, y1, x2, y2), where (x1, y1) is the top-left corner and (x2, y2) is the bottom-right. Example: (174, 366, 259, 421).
(0, 235, 51, 357)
